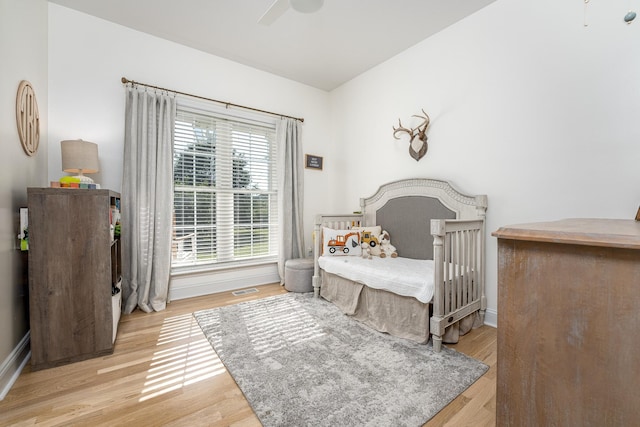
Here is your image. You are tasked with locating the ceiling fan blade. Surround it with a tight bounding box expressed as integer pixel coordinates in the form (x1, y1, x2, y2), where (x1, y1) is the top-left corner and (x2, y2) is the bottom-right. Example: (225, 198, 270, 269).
(258, 0, 290, 25)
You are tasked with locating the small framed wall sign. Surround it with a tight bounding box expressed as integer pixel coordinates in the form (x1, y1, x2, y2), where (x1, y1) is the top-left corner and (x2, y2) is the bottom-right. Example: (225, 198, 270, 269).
(305, 154, 323, 170)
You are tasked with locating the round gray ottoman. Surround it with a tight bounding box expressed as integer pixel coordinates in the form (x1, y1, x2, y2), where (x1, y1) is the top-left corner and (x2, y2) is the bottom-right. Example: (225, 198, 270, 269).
(284, 258, 314, 293)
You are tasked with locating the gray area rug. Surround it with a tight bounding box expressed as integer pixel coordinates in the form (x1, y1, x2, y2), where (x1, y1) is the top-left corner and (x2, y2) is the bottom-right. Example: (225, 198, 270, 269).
(194, 293, 488, 427)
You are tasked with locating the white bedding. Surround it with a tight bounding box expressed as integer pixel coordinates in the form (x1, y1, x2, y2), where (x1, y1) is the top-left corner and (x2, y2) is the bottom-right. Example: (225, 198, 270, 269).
(318, 255, 434, 304)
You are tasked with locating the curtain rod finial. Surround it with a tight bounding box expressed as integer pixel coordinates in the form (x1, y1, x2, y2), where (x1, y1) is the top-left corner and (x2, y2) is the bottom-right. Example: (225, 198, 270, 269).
(121, 77, 128, 84)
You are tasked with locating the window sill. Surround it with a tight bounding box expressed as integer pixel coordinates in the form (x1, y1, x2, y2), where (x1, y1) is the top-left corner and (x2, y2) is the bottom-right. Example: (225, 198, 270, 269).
(170, 257, 277, 277)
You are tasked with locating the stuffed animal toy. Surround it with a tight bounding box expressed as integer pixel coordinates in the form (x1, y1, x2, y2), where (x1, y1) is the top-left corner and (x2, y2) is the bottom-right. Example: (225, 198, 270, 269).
(361, 242, 372, 259)
(369, 241, 383, 257)
(378, 230, 398, 258)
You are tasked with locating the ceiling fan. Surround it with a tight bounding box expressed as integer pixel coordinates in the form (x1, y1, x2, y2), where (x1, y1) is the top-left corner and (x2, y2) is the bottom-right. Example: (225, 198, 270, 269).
(258, 0, 324, 25)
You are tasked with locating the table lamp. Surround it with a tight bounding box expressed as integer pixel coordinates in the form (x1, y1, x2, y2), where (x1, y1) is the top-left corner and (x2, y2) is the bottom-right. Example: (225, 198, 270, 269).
(61, 139, 99, 183)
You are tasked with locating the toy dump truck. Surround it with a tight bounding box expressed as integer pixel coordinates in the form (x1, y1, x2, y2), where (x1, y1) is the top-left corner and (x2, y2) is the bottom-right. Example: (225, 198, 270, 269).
(360, 231, 379, 247)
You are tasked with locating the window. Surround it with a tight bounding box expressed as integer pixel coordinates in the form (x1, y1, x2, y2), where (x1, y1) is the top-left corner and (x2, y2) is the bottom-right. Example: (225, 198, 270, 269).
(172, 106, 278, 269)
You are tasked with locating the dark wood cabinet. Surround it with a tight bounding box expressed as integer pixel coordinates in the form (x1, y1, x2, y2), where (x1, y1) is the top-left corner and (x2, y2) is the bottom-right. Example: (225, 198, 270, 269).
(27, 188, 122, 370)
(493, 218, 640, 426)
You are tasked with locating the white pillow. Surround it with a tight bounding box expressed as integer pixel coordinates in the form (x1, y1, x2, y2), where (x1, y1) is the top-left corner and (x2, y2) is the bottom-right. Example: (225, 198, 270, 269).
(322, 227, 362, 256)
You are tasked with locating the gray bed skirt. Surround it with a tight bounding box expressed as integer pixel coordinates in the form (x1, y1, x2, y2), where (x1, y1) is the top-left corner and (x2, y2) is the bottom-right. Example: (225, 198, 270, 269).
(319, 270, 480, 344)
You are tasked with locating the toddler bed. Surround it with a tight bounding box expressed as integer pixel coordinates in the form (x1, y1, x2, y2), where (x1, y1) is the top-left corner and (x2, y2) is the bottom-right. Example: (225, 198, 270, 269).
(312, 178, 487, 352)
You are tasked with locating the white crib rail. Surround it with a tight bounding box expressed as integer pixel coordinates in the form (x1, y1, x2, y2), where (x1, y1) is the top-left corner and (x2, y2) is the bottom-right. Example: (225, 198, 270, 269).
(430, 218, 486, 352)
(313, 214, 364, 297)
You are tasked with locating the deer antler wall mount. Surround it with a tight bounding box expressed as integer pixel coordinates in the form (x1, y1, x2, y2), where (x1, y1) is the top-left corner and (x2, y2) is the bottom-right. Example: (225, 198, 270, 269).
(392, 109, 430, 161)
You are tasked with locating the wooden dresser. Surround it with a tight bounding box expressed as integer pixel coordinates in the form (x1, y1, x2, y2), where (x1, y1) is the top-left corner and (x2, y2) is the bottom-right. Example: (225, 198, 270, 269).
(493, 218, 640, 426)
(27, 188, 122, 370)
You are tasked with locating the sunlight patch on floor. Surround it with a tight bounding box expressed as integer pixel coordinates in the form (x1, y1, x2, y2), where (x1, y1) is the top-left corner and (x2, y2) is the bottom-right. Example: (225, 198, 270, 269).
(139, 313, 226, 402)
(240, 297, 325, 357)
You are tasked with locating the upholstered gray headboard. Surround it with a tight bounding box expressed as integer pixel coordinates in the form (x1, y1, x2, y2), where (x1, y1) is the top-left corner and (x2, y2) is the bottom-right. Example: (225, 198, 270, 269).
(376, 196, 455, 260)
(361, 178, 487, 260)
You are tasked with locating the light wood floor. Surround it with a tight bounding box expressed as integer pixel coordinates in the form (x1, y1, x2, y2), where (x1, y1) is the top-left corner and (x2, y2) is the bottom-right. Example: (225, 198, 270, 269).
(0, 283, 496, 426)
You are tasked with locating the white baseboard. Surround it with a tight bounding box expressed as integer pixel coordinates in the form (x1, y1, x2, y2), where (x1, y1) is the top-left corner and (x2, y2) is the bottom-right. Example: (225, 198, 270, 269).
(170, 263, 280, 301)
(484, 308, 497, 328)
(0, 332, 31, 401)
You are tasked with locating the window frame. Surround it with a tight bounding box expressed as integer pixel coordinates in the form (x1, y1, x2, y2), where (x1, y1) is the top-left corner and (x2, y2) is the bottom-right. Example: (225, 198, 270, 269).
(171, 98, 279, 273)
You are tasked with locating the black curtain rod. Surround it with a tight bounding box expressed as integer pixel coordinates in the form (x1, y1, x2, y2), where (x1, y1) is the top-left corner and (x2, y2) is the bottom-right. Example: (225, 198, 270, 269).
(121, 77, 304, 123)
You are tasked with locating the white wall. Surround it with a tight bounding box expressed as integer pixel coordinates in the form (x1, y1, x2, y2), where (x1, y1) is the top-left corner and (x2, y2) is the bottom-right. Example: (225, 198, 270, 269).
(48, 4, 335, 297)
(48, 1, 640, 321)
(0, 0, 49, 398)
(330, 0, 640, 325)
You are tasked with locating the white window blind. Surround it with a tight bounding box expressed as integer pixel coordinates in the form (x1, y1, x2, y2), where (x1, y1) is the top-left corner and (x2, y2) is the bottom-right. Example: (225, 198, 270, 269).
(172, 107, 278, 268)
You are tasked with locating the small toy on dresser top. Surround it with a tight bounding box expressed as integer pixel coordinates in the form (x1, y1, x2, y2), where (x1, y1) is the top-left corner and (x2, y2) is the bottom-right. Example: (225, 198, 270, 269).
(51, 176, 99, 189)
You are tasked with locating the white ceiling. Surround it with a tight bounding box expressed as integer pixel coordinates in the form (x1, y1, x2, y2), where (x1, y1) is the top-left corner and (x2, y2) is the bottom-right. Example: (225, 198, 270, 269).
(48, 0, 497, 91)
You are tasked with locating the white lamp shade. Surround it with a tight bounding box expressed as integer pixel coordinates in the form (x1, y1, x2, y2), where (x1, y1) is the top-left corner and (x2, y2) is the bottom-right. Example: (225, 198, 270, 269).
(61, 139, 99, 174)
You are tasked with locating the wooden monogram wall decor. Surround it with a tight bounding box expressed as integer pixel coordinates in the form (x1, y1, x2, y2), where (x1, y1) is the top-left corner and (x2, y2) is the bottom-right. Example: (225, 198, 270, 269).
(16, 80, 40, 156)
(392, 109, 430, 161)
